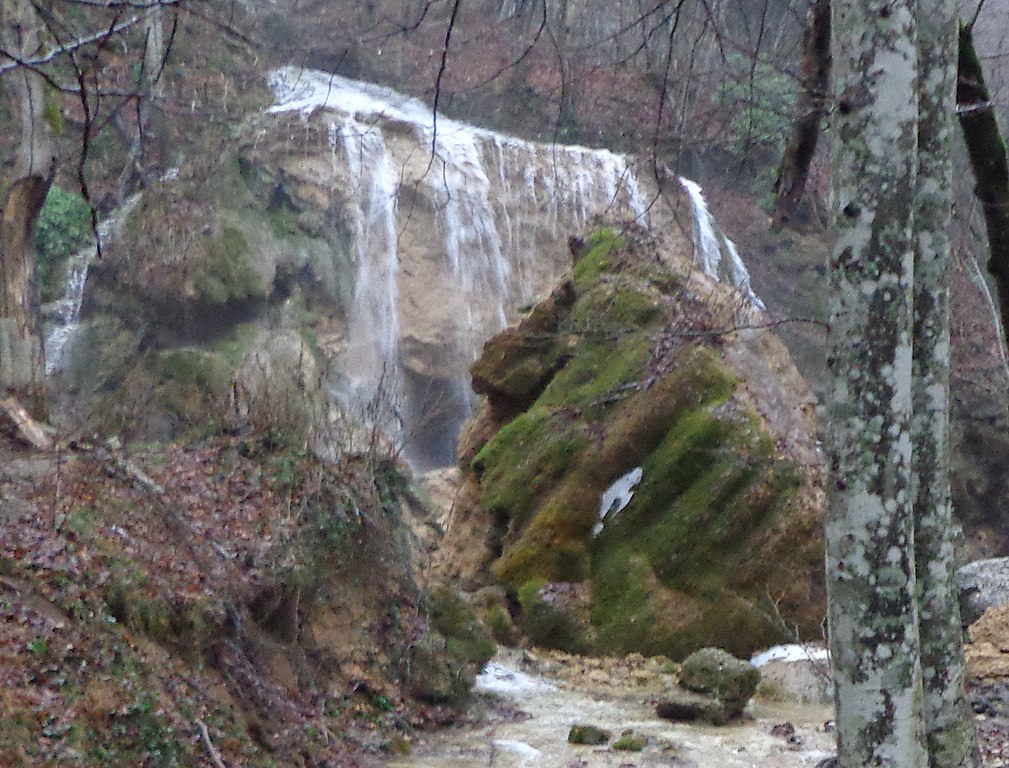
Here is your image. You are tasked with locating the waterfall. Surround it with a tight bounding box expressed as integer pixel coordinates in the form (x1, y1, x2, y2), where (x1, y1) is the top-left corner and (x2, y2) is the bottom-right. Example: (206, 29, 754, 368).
(45, 194, 141, 374)
(269, 66, 649, 468)
(679, 177, 765, 311)
(334, 119, 404, 438)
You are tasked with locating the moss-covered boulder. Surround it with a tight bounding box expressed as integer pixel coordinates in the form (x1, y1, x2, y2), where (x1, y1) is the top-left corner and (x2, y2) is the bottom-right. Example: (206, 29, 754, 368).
(448, 225, 825, 659)
(568, 724, 611, 745)
(678, 647, 760, 716)
(408, 587, 495, 706)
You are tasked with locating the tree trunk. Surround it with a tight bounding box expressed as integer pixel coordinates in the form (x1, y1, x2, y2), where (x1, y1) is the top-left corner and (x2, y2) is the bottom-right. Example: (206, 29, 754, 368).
(825, 0, 925, 764)
(912, 5, 979, 767)
(0, 0, 55, 420)
(956, 24, 1009, 347)
(771, 0, 830, 232)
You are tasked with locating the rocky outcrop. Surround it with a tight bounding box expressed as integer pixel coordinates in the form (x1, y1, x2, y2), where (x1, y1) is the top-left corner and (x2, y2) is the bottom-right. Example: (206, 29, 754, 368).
(438, 225, 826, 659)
(958, 557, 1009, 627)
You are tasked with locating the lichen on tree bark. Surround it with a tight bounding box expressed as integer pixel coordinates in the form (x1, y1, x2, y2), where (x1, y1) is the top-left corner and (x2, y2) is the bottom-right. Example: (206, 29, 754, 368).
(912, 3, 979, 767)
(826, 0, 926, 764)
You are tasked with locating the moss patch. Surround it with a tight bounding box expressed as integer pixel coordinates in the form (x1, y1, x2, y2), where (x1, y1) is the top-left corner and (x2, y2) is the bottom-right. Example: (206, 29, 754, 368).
(194, 226, 265, 305)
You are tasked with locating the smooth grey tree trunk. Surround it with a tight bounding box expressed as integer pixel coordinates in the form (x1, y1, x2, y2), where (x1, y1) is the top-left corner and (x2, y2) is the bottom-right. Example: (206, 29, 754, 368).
(825, 0, 926, 764)
(0, 0, 54, 420)
(912, 2, 979, 766)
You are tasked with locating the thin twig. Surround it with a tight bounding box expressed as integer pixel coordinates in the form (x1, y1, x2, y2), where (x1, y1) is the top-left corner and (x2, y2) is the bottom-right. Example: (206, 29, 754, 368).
(197, 719, 229, 768)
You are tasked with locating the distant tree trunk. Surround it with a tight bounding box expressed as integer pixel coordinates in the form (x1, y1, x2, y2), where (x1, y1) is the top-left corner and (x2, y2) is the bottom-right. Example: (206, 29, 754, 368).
(771, 0, 830, 231)
(825, 0, 925, 764)
(957, 23, 1009, 347)
(118, 6, 167, 198)
(0, 0, 55, 420)
(912, 4, 980, 767)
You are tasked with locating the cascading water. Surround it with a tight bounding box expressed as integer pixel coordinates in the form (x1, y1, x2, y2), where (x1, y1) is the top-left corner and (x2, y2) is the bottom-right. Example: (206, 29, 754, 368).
(270, 66, 648, 468)
(45, 194, 141, 374)
(679, 176, 765, 310)
(335, 119, 404, 439)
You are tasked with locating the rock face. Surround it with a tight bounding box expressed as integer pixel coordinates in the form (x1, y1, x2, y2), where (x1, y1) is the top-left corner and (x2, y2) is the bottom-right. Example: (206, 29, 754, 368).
(438, 226, 826, 658)
(259, 67, 649, 468)
(958, 557, 1009, 627)
(76, 67, 651, 466)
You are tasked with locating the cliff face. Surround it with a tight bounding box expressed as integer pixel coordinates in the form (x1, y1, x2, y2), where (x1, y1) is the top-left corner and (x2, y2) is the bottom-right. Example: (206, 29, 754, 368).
(67, 67, 648, 469)
(437, 226, 826, 659)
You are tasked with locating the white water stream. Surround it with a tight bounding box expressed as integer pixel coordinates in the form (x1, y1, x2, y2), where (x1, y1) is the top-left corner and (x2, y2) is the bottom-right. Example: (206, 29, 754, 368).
(679, 177, 765, 310)
(44, 194, 141, 375)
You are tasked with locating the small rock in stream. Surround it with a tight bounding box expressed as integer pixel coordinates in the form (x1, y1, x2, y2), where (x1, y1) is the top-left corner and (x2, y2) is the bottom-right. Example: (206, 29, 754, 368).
(568, 724, 612, 745)
(769, 721, 795, 738)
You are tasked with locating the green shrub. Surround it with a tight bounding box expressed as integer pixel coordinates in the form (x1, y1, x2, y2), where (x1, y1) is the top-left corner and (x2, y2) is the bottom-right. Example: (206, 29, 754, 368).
(517, 578, 588, 653)
(34, 186, 93, 299)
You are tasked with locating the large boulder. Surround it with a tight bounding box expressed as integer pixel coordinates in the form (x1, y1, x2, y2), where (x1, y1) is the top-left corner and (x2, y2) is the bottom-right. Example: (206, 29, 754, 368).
(678, 647, 760, 717)
(440, 226, 826, 659)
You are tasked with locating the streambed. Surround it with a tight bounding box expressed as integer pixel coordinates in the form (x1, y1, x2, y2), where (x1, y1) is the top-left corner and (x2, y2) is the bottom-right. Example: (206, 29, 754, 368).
(391, 649, 835, 768)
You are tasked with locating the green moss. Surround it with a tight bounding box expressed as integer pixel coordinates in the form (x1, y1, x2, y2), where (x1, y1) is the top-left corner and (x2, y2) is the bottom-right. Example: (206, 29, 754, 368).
(266, 203, 302, 238)
(590, 550, 664, 654)
(156, 348, 230, 392)
(613, 732, 646, 751)
(194, 226, 264, 305)
(485, 604, 518, 646)
(212, 322, 263, 366)
(494, 347, 740, 595)
(590, 404, 804, 658)
(572, 228, 624, 290)
(517, 579, 588, 653)
(537, 336, 651, 414)
(473, 408, 589, 530)
(427, 587, 496, 666)
(570, 281, 664, 330)
(568, 724, 611, 745)
(152, 348, 233, 435)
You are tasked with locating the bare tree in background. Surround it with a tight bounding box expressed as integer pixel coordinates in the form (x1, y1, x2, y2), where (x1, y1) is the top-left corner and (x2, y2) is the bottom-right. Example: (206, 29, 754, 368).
(0, 0, 57, 419)
(0, 0, 200, 424)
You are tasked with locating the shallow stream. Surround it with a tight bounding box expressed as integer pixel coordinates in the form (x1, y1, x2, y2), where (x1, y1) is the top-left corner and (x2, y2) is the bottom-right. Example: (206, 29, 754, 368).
(390, 649, 836, 768)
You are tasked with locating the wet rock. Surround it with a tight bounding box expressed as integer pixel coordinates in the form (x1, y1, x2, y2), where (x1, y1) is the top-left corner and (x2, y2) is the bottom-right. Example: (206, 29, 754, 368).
(958, 557, 1009, 626)
(770, 722, 795, 738)
(756, 656, 831, 704)
(613, 731, 647, 751)
(679, 647, 759, 717)
(568, 724, 611, 745)
(655, 687, 732, 726)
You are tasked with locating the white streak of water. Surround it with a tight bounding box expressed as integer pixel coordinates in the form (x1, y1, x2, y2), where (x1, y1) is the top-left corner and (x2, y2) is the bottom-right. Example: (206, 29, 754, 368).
(45, 194, 141, 375)
(750, 643, 829, 668)
(475, 661, 556, 697)
(679, 176, 764, 310)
